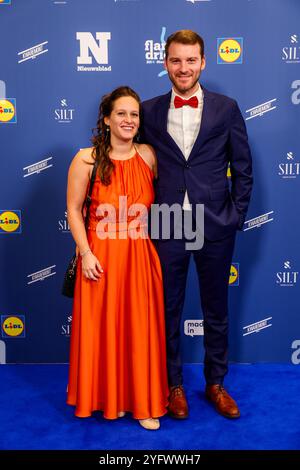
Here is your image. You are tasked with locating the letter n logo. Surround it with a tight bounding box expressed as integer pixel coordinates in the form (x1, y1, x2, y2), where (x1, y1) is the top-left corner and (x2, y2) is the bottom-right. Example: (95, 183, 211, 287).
(76, 32, 111, 65)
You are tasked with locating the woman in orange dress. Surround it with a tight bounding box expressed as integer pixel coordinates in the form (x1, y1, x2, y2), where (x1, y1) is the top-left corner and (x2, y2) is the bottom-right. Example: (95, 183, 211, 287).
(66, 86, 168, 430)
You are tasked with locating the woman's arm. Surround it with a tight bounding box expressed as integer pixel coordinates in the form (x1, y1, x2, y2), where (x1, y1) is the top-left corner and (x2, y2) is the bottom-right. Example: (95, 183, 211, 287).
(67, 148, 103, 281)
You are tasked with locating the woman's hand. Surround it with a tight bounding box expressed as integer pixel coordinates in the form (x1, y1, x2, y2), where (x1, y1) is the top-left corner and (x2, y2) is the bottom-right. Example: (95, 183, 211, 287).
(81, 251, 104, 281)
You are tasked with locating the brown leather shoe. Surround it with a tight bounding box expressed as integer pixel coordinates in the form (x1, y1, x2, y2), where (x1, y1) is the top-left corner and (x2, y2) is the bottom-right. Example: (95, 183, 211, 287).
(168, 385, 189, 419)
(205, 385, 240, 419)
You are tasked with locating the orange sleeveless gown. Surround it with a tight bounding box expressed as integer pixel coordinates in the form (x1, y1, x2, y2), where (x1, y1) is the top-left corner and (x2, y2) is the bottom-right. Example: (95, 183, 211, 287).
(67, 152, 169, 419)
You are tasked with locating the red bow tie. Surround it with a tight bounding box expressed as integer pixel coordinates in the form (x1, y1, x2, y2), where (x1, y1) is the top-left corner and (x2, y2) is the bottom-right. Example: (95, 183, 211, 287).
(174, 95, 198, 109)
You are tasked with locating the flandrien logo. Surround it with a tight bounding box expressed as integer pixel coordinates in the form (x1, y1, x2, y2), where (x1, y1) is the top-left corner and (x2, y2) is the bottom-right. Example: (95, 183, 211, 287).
(282, 34, 300, 63)
(243, 317, 272, 337)
(0, 210, 21, 234)
(0, 98, 17, 123)
(54, 99, 74, 123)
(1, 316, 25, 338)
(278, 151, 299, 179)
(27, 265, 56, 285)
(244, 211, 274, 231)
(217, 38, 243, 64)
(184, 320, 204, 337)
(76, 32, 111, 72)
(245, 98, 277, 120)
(145, 26, 168, 78)
(18, 41, 48, 64)
(23, 157, 53, 177)
(276, 261, 298, 287)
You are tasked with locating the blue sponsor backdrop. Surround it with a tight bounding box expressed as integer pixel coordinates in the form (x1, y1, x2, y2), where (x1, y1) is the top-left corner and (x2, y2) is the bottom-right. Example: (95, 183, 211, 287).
(0, 0, 299, 364)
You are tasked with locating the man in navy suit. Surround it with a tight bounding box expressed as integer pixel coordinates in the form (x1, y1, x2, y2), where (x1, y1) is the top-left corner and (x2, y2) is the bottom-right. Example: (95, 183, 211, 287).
(142, 30, 252, 419)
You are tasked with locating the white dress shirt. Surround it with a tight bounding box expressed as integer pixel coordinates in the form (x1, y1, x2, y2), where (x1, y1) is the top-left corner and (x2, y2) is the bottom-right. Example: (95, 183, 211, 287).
(167, 84, 204, 210)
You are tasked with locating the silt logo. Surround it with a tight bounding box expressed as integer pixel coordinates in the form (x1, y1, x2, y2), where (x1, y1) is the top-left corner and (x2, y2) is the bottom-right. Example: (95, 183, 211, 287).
(0, 98, 17, 123)
(282, 34, 300, 64)
(55, 99, 75, 123)
(1, 316, 25, 338)
(229, 263, 239, 286)
(278, 151, 300, 179)
(276, 261, 298, 287)
(217, 38, 243, 64)
(0, 210, 22, 234)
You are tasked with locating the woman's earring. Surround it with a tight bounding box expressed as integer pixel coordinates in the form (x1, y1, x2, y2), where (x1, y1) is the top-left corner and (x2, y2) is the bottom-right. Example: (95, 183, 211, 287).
(135, 131, 140, 142)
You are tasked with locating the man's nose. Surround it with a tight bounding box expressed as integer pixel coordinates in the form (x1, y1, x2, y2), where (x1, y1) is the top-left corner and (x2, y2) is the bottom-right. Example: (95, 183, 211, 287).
(179, 62, 188, 73)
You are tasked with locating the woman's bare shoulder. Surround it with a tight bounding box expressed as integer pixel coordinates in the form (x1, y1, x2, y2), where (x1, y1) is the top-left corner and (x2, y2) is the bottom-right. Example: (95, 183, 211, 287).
(136, 143, 156, 164)
(74, 147, 95, 164)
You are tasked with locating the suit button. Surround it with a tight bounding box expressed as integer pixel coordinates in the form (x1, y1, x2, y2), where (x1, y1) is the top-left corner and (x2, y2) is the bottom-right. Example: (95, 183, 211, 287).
(185, 163, 190, 169)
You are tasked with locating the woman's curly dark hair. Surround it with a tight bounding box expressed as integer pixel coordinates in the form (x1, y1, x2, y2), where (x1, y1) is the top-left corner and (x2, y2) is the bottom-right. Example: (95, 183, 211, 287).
(91, 86, 142, 186)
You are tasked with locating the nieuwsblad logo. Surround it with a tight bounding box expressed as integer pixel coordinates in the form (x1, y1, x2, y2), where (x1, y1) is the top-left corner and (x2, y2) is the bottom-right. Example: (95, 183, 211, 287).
(0, 0, 11, 5)
(145, 27, 168, 77)
(217, 38, 243, 64)
(282, 34, 300, 64)
(276, 261, 298, 287)
(291, 80, 300, 105)
(229, 263, 239, 286)
(76, 32, 111, 72)
(0, 210, 22, 234)
(54, 99, 74, 123)
(0, 98, 17, 123)
(278, 151, 299, 179)
(1, 316, 25, 338)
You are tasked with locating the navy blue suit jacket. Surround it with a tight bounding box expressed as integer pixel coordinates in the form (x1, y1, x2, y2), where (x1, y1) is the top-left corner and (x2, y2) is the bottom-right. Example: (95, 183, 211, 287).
(141, 86, 253, 241)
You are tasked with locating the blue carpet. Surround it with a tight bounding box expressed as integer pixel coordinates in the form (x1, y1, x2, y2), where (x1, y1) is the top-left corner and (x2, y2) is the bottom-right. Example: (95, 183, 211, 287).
(0, 364, 299, 450)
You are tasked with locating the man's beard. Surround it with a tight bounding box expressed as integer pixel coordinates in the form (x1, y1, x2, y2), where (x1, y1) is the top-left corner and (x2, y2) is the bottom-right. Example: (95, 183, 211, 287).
(168, 73, 200, 95)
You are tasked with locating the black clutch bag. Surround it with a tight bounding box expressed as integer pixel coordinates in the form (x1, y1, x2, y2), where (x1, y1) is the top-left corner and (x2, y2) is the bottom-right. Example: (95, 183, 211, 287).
(61, 253, 78, 298)
(61, 161, 98, 298)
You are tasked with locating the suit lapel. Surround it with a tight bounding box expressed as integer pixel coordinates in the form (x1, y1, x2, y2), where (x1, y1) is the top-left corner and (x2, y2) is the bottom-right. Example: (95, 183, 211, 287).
(155, 91, 186, 163)
(187, 86, 217, 162)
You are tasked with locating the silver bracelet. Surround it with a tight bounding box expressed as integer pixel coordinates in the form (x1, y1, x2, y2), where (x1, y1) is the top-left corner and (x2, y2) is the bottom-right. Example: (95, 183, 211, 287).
(80, 248, 91, 257)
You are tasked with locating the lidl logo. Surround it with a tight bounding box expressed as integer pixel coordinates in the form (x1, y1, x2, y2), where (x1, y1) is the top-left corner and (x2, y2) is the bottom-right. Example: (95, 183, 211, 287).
(1, 316, 25, 338)
(217, 38, 243, 64)
(0, 99, 17, 123)
(0, 0, 12, 5)
(0, 210, 22, 234)
(229, 263, 239, 286)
